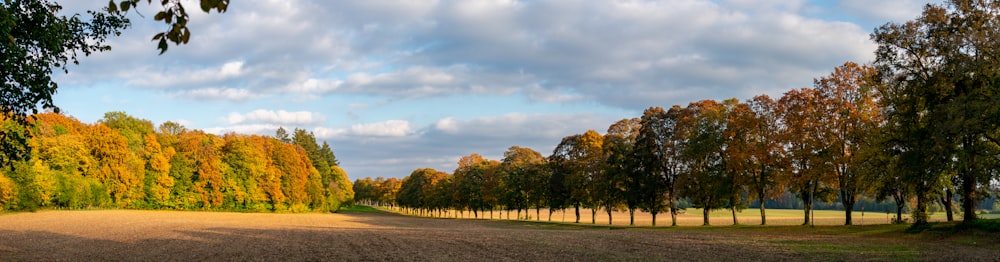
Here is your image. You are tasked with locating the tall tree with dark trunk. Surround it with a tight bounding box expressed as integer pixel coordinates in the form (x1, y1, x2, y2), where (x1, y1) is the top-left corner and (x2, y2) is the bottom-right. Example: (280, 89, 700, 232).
(872, 0, 1000, 224)
(814, 62, 883, 225)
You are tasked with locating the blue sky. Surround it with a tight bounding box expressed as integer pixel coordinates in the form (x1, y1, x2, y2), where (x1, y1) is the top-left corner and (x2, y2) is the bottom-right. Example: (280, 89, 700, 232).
(53, 0, 936, 180)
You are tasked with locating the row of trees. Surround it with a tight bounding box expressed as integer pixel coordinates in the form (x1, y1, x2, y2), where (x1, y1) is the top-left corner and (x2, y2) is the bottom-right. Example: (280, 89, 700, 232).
(355, 0, 1000, 227)
(355, 62, 992, 227)
(0, 112, 353, 212)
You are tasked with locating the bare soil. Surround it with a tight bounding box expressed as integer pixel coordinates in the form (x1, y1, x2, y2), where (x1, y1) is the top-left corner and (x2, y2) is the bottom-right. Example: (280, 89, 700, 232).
(0, 210, 995, 261)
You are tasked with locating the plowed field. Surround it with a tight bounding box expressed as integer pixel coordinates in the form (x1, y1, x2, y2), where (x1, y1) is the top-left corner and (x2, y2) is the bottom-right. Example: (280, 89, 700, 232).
(0, 210, 996, 261)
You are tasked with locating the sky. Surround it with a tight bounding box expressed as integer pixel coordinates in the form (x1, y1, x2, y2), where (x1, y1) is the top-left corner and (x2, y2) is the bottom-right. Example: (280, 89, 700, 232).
(52, 0, 937, 180)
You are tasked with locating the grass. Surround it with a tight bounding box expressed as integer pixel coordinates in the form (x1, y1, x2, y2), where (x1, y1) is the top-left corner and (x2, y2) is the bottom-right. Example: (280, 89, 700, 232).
(335, 205, 387, 214)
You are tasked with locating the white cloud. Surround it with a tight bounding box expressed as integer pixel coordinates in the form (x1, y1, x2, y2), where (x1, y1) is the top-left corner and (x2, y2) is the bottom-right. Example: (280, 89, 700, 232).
(126, 61, 247, 88)
(225, 109, 325, 126)
(203, 124, 281, 136)
(170, 88, 262, 102)
(315, 119, 414, 139)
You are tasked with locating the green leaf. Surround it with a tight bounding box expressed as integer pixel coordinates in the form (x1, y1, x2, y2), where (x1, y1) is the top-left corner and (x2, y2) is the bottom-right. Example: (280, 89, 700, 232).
(108, 0, 117, 13)
(151, 32, 164, 41)
(120, 1, 130, 12)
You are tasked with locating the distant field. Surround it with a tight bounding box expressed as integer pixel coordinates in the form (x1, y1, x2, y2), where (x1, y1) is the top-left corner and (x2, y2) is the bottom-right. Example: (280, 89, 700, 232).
(384, 206, 999, 227)
(0, 210, 996, 261)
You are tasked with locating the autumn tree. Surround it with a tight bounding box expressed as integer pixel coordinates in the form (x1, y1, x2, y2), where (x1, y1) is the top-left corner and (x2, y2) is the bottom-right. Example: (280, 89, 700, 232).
(601, 118, 639, 225)
(779, 88, 837, 226)
(814, 62, 884, 225)
(85, 123, 142, 206)
(872, 0, 1000, 224)
(550, 131, 603, 223)
(2, 0, 228, 170)
(726, 95, 785, 225)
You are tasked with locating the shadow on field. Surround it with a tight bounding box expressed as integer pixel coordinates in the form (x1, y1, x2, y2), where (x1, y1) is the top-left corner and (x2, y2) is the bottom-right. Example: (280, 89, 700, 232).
(2, 212, 996, 261)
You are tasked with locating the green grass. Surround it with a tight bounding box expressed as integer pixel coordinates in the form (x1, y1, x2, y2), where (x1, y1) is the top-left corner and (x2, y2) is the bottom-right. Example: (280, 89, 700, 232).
(335, 205, 387, 214)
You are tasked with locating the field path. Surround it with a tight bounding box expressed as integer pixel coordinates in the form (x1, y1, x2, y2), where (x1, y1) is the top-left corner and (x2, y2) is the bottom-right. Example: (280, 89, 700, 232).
(0, 210, 994, 261)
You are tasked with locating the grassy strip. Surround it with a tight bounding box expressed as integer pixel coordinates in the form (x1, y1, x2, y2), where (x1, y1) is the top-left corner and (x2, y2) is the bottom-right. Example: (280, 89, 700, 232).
(335, 205, 388, 214)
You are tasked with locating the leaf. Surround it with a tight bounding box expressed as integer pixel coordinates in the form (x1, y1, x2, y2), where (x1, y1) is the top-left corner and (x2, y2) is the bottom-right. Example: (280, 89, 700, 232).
(120, 1, 130, 12)
(108, 0, 117, 13)
(157, 38, 168, 55)
(151, 32, 164, 41)
(200, 0, 214, 13)
(154, 12, 167, 21)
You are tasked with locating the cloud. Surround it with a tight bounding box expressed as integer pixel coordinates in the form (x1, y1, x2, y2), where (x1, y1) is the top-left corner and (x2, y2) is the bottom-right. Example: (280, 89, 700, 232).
(315, 119, 414, 139)
(203, 124, 281, 136)
(169, 88, 263, 102)
(329, 112, 616, 179)
(61, 0, 888, 111)
(225, 109, 325, 126)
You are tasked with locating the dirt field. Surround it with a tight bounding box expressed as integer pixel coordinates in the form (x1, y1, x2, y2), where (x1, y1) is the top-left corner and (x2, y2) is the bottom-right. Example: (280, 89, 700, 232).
(0, 210, 996, 261)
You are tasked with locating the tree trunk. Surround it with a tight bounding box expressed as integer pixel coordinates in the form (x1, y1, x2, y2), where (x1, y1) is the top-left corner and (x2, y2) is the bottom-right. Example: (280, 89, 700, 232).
(914, 190, 930, 225)
(894, 191, 905, 224)
(574, 204, 580, 223)
(651, 211, 658, 226)
(941, 188, 954, 222)
(961, 168, 977, 223)
(842, 190, 855, 225)
(517, 209, 521, 220)
(591, 209, 596, 224)
(802, 189, 813, 226)
(548, 209, 553, 222)
(961, 136, 978, 223)
(703, 207, 711, 226)
(670, 206, 678, 227)
(629, 208, 635, 226)
(536, 207, 541, 221)
(607, 205, 613, 225)
(731, 205, 738, 225)
(759, 194, 767, 226)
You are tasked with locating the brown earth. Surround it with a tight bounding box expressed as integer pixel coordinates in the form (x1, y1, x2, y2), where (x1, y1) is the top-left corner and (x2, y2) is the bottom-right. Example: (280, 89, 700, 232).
(0, 210, 995, 261)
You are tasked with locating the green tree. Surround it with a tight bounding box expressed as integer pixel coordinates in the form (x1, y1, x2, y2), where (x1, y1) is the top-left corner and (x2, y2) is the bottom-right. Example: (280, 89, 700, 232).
(501, 146, 546, 220)
(326, 166, 353, 212)
(678, 100, 736, 226)
(601, 118, 639, 225)
(632, 106, 688, 226)
(872, 0, 1000, 224)
(1, 0, 127, 167)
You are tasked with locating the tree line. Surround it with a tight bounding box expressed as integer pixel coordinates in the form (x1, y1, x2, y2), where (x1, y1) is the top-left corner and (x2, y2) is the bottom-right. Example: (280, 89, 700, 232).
(355, 0, 1000, 226)
(0, 112, 354, 212)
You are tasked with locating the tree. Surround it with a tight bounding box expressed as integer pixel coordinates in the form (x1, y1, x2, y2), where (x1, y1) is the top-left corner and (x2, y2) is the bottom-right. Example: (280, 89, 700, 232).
(1, 0, 127, 167)
(2, 0, 228, 168)
(274, 127, 291, 144)
(872, 0, 1000, 224)
(778, 88, 836, 226)
(632, 106, 683, 226)
(453, 153, 487, 218)
(814, 62, 883, 225)
(726, 95, 785, 225)
(601, 118, 638, 225)
(550, 131, 603, 223)
(85, 123, 142, 206)
(678, 99, 735, 226)
(501, 146, 547, 220)
(326, 166, 353, 212)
